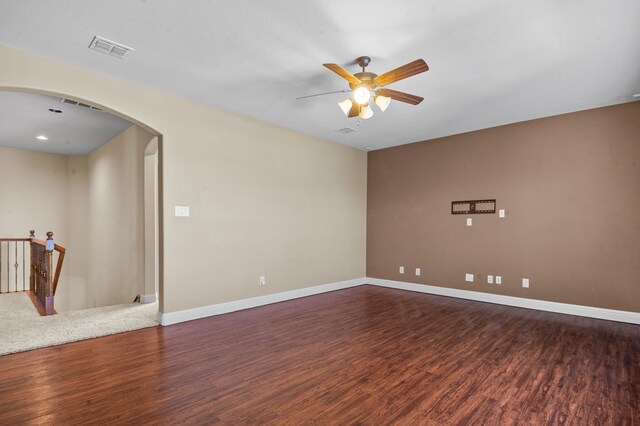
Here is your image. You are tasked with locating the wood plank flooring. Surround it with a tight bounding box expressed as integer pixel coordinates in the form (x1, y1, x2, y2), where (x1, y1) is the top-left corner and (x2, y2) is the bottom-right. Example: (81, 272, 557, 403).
(0, 285, 638, 425)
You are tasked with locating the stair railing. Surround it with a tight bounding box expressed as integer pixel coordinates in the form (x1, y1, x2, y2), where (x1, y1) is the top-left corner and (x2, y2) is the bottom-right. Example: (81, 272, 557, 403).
(0, 235, 30, 293)
(0, 230, 65, 316)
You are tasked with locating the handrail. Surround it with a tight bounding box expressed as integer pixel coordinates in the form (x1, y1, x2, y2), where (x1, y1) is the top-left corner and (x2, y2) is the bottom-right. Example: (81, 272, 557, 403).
(52, 244, 65, 296)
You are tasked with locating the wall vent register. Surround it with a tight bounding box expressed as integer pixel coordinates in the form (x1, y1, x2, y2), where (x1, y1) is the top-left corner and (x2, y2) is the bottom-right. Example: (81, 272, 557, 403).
(88, 35, 134, 60)
(60, 98, 103, 112)
(335, 127, 358, 134)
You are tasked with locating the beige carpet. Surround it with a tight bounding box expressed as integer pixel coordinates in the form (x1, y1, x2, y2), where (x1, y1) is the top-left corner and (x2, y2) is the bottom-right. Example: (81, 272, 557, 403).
(0, 292, 158, 356)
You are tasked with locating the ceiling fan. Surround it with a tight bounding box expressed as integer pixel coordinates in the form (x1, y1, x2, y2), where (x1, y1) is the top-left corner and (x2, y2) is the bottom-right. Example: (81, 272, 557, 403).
(304, 56, 429, 120)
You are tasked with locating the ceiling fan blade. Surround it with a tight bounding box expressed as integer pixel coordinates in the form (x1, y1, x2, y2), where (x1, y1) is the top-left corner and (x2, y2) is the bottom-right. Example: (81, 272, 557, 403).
(377, 88, 424, 105)
(348, 102, 361, 118)
(373, 59, 429, 87)
(296, 90, 351, 100)
(323, 63, 362, 85)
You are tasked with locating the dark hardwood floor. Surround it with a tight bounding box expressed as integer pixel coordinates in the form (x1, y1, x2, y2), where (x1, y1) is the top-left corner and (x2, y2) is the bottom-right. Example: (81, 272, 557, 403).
(0, 285, 638, 425)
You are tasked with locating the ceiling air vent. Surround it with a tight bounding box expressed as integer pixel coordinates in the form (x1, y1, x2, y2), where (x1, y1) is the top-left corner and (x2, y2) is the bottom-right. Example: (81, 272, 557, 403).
(60, 98, 103, 112)
(88, 35, 134, 59)
(335, 127, 358, 134)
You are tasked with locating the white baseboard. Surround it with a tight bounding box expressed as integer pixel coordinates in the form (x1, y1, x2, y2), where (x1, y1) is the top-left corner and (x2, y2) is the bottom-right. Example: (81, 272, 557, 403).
(157, 277, 367, 326)
(367, 278, 640, 325)
(139, 293, 157, 304)
(157, 277, 640, 326)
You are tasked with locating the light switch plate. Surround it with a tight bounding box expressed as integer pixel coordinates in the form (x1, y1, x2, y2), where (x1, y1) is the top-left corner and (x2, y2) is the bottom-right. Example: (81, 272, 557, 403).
(399, 266, 405, 274)
(465, 273, 474, 282)
(499, 209, 505, 218)
(487, 275, 493, 284)
(415, 268, 421, 276)
(495, 276, 502, 284)
(259, 276, 266, 286)
(175, 205, 190, 217)
(522, 278, 529, 288)
(466, 218, 473, 226)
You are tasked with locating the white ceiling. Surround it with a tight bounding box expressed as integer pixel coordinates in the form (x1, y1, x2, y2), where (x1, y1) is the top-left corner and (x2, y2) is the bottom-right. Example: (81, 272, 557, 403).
(1, 0, 639, 151)
(0, 91, 132, 156)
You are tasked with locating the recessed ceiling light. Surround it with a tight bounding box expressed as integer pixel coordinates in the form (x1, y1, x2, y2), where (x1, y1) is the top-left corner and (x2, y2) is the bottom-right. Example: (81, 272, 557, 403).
(633, 93, 640, 99)
(36, 135, 48, 141)
(48, 108, 63, 113)
(364, 147, 374, 151)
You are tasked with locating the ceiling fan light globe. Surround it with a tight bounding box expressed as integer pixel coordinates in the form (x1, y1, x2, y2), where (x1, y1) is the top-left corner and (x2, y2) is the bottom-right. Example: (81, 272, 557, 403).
(374, 95, 391, 112)
(359, 103, 373, 119)
(338, 98, 353, 116)
(353, 87, 371, 105)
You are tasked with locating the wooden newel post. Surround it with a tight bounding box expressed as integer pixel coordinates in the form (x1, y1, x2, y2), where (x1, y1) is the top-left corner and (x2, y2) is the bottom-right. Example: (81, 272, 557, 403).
(44, 231, 55, 315)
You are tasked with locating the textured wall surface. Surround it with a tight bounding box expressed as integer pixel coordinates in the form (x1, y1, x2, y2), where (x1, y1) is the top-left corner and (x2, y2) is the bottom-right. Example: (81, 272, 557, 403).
(367, 102, 640, 312)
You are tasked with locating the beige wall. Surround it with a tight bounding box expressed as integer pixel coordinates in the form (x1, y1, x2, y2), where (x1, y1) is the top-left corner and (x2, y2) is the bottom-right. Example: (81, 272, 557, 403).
(367, 102, 640, 312)
(0, 44, 368, 314)
(0, 147, 68, 240)
(87, 125, 151, 307)
(144, 146, 159, 299)
(59, 155, 89, 310)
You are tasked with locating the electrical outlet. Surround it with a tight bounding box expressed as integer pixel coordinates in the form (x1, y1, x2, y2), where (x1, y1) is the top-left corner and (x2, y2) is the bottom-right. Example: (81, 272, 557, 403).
(465, 273, 474, 282)
(487, 275, 494, 284)
(415, 268, 421, 276)
(466, 218, 473, 226)
(259, 276, 266, 286)
(522, 278, 529, 288)
(495, 276, 502, 285)
(399, 266, 405, 274)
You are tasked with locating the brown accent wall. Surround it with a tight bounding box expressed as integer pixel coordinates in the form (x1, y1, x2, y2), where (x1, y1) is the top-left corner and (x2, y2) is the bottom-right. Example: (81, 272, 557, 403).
(367, 102, 640, 312)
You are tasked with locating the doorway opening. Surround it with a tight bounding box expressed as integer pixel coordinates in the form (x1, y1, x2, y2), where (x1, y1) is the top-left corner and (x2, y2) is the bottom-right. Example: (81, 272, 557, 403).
(0, 89, 163, 318)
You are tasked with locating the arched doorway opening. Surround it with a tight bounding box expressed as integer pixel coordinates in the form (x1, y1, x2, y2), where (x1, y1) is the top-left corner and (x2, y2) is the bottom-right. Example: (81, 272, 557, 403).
(0, 87, 164, 317)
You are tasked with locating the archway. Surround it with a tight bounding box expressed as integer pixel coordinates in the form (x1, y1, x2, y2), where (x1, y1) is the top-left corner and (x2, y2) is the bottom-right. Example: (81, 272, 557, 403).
(0, 87, 164, 316)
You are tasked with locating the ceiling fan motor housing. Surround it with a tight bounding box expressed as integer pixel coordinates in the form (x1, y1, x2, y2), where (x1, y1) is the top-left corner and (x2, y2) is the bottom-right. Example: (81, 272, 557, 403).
(349, 72, 378, 91)
(352, 56, 377, 91)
